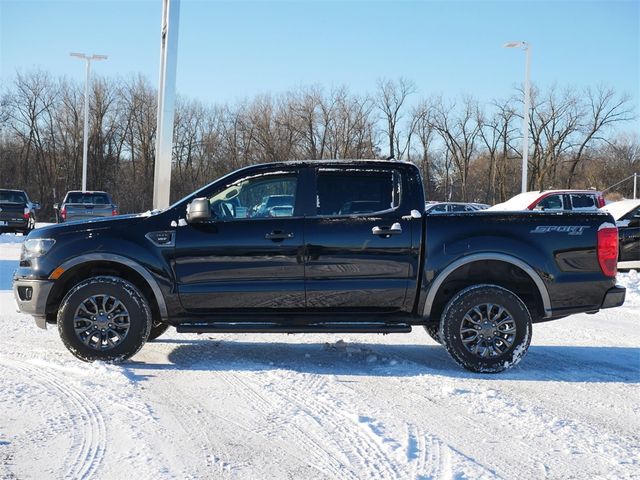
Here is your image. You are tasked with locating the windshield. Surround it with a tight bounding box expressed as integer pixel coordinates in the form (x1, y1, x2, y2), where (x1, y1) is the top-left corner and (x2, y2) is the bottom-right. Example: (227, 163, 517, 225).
(0, 191, 27, 203)
(65, 192, 111, 204)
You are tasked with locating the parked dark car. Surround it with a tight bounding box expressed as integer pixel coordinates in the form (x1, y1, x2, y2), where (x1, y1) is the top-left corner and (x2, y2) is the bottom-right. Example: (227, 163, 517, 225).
(602, 199, 640, 269)
(14, 161, 625, 373)
(55, 191, 118, 223)
(489, 190, 605, 212)
(0, 189, 39, 234)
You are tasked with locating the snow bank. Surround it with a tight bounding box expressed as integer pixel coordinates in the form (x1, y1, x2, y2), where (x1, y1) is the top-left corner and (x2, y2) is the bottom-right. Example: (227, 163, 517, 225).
(618, 270, 639, 307)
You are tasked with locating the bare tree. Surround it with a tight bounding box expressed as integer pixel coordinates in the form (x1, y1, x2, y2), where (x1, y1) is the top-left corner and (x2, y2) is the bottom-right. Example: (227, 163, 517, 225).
(565, 86, 634, 187)
(430, 96, 481, 201)
(376, 77, 416, 159)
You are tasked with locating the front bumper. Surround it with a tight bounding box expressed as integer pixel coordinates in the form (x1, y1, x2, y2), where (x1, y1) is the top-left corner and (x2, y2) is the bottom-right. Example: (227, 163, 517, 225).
(13, 278, 54, 329)
(601, 285, 626, 309)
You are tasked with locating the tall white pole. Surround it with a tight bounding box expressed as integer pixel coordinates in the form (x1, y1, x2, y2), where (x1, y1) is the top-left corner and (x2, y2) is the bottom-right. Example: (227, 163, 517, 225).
(82, 58, 91, 192)
(521, 44, 531, 193)
(634, 173, 637, 199)
(153, 0, 181, 210)
(71, 53, 106, 192)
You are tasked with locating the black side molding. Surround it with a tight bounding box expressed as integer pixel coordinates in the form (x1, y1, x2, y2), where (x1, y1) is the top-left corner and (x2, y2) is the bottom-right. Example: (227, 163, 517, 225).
(176, 322, 412, 334)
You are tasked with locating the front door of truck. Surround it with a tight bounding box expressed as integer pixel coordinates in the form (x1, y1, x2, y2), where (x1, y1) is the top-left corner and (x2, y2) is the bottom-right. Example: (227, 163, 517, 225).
(174, 170, 306, 312)
(303, 166, 415, 313)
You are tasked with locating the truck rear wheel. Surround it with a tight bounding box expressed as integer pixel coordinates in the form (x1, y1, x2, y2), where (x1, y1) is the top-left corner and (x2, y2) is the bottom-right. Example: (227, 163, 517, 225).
(57, 276, 152, 362)
(439, 284, 532, 373)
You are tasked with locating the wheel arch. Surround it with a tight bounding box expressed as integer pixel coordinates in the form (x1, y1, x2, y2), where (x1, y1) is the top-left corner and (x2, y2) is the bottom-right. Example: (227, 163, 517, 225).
(422, 253, 552, 322)
(46, 253, 168, 323)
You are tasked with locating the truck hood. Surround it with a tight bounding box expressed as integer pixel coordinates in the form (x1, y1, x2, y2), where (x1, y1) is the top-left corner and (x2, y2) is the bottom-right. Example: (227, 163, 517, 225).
(27, 211, 167, 239)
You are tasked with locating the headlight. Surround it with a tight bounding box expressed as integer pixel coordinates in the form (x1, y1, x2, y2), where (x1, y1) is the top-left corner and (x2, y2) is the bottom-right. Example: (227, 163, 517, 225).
(21, 239, 56, 260)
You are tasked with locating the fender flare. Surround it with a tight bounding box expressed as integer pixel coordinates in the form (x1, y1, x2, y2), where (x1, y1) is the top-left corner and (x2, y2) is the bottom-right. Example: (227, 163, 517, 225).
(54, 253, 169, 320)
(422, 252, 552, 318)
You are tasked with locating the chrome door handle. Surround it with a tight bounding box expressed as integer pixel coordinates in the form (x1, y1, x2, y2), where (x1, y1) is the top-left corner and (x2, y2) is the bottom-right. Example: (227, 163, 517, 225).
(265, 231, 294, 241)
(372, 222, 402, 236)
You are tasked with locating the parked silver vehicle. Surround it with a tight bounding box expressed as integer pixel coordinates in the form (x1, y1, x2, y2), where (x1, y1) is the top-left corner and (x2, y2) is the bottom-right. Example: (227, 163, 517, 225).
(425, 202, 487, 214)
(54, 191, 118, 223)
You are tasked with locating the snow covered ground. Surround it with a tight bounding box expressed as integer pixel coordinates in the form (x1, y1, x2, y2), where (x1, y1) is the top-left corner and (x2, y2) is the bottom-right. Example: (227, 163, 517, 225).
(0, 233, 638, 479)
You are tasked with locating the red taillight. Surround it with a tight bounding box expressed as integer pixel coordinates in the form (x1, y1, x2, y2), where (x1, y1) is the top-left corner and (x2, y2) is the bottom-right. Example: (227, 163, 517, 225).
(60, 207, 67, 221)
(23, 208, 30, 220)
(112, 209, 118, 216)
(597, 226, 618, 277)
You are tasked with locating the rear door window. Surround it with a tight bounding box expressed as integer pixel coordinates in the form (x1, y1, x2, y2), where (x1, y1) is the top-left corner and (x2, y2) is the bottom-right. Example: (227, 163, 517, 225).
(0, 191, 26, 203)
(66, 193, 111, 204)
(449, 204, 467, 212)
(570, 194, 597, 211)
(316, 168, 401, 216)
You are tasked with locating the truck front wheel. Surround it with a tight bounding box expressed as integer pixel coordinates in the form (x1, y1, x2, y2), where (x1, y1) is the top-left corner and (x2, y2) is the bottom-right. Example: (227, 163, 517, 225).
(439, 284, 532, 373)
(148, 320, 170, 341)
(57, 276, 152, 362)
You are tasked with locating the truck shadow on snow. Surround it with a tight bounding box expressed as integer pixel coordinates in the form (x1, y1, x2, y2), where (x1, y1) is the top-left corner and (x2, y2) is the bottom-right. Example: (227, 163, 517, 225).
(127, 339, 640, 384)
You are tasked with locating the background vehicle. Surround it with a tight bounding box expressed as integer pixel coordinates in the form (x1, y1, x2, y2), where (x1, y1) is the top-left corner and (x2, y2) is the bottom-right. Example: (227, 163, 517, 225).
(14, 161, 625, 373)
(425, 202, 488, 214)
(601, 199, 640, 269)
(54, 191, 118, 223)
(0, 189, 39, 234)
(253, 194, 295, 217)
(489, 190, 605, 212)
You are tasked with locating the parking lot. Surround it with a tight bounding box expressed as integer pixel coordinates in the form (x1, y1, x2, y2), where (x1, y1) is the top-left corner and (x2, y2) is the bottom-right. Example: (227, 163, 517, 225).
(1, 233, 638, 479)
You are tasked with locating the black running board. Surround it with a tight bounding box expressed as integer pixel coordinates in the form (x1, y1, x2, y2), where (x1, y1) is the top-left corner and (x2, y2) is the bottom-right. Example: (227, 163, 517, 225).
(176, 322, 412, 334)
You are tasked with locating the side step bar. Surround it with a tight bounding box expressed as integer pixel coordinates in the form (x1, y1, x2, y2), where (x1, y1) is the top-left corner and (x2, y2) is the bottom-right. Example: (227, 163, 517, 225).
(176, 323, 412, 334)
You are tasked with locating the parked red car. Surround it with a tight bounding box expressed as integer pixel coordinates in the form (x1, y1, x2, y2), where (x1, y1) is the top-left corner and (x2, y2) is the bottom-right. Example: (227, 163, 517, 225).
(488, 190, 605, 212)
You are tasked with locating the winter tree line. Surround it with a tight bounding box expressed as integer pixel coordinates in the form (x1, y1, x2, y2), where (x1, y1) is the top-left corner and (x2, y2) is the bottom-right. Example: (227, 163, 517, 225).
(0, 71, 637, 219)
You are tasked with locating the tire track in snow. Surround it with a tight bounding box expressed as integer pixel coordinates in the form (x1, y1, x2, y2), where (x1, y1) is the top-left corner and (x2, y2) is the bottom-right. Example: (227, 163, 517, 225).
(145, 379, 240, 479)
(221, 367, 423, 480)
(217, 370, 352, 480)
(0, 357, 107, 480)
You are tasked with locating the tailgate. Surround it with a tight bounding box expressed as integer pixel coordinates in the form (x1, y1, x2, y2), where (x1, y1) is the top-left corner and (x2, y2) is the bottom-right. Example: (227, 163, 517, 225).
(66, 203, 113, 220)
(0, 203, 25, 223)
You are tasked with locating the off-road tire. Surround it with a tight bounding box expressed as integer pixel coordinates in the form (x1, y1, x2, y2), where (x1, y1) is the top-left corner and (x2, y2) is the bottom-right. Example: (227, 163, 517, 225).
(58, 276, 152, 362)
(439, 284, 532, 373)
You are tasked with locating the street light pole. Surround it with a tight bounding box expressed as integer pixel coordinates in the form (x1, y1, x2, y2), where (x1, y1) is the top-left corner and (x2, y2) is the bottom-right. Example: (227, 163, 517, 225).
(70, 53, 107, 192)
(504, 41, 531, 193)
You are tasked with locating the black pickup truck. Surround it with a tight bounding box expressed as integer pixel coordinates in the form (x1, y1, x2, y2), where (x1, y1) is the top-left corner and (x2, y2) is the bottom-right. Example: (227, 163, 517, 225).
(13, 161, 625, 372)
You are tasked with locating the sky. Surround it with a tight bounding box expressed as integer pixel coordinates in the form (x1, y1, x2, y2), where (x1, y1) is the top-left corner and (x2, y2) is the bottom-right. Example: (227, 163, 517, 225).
(1, 0, 639, 132)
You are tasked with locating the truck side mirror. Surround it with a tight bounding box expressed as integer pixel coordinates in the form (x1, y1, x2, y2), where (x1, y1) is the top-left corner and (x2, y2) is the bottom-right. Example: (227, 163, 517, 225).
(33, 202, 41, 210)
(53, 203, 59, 210)
(186, 198, 211, 223)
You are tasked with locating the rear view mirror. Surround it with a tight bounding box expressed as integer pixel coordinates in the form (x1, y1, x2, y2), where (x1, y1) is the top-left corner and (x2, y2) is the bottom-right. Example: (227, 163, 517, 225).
(186, 198, 211, 223)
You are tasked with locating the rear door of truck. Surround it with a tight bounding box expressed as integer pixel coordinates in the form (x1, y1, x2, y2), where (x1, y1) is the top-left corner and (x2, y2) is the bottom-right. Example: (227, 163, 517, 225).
(303, 164, 415, 313)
